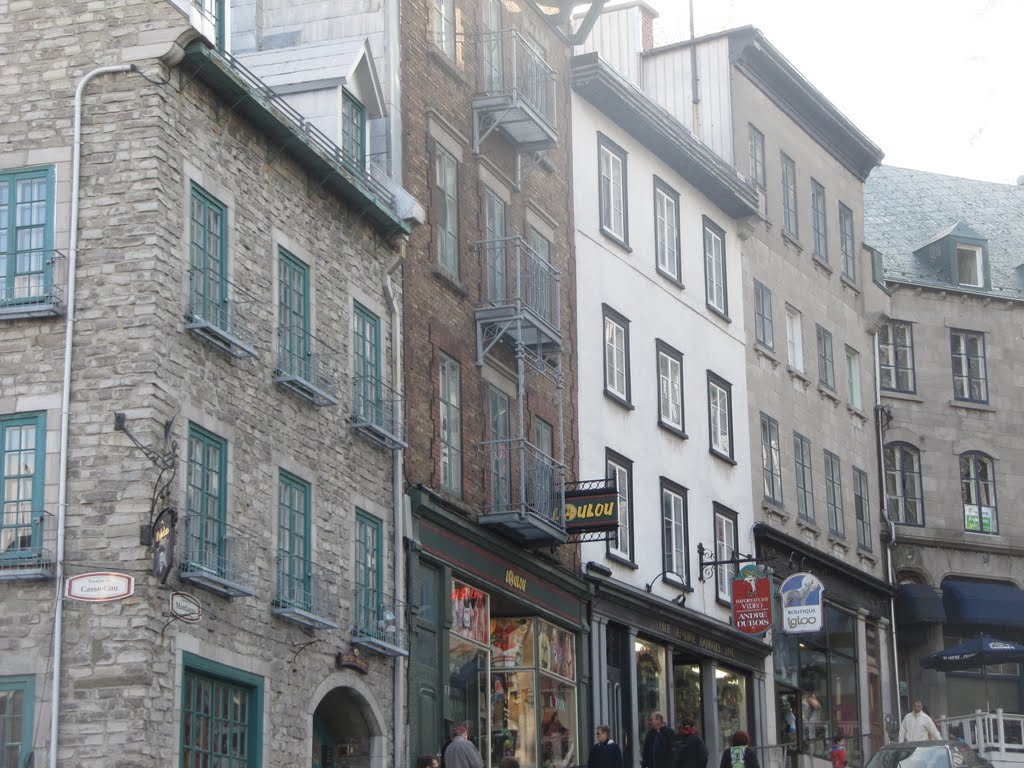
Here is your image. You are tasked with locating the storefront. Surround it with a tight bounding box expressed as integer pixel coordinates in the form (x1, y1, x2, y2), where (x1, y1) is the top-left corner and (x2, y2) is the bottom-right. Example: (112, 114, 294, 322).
(585, 566, 772, 768)
(408, 489, 591, 768)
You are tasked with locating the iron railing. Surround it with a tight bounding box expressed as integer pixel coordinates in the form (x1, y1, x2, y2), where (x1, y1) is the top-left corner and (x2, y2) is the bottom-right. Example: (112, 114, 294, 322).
(0, 509, 56, 580)
(481, 437, 565, 526)
(0, 249, 66, 318)
(180, 513, 258, 597)
(274, 327, 340, 406)
(351, 375, 407, 449)
(473, 29, 557, 130)
(476, 235, 561, 333)
(273, 554, 340, 630)
(185, 266, 258, 357)
(352, 587, 409, 657)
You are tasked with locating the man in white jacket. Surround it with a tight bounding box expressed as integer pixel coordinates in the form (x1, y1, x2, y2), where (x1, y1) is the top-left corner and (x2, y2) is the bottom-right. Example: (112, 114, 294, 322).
(899, 701, 942, 742)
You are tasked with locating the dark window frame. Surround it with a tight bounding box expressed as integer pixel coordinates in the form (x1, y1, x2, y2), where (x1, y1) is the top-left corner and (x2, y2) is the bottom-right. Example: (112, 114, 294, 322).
(713, 502, 739, 605)
(794, 432, 814, 522)
(653, 176, 682, 285)
(703, 215, 728, 319)
(753, 279, 774, 349)
(824, 450, 845, 538)
(959, 451, 998, 535)
(602, 303, 632, 409)
(853, 467, 871, 551)
(884, 441, 925, 527)
(879, 320, 917, 394)
(660, 477, 690, 588)
(950, 328, 988, 404)
(605, 448, 635, 566)
(655, 339, 686, 437)
(811, 178, 828, 262)
(706, 370, 735, 464)
(760, 412, 783, 505)
(781, 152, 798, 237)
(816, 324, 836, 390)
(597, 132, 629, 248)
(839, 203, 855, 280)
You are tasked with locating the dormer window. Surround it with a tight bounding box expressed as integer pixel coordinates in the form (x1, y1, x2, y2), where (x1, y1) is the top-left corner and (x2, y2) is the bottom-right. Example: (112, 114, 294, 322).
(957, 245, 983, 287)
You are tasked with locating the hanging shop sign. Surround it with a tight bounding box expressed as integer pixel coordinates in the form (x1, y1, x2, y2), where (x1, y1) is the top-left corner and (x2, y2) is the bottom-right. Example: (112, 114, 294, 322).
(779, 572, 824, 634)
(732, 564, 772, 635)
(66, 572, 135, 602)
(152, 507, 177, 584)
(169, 591, 202, 623)
(564, 482, 618, 532)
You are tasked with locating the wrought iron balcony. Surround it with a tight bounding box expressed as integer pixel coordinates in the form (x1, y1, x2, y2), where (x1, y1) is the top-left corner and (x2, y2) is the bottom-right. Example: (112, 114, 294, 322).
(273, 555, 340, 630)
(475, 235, 562, 364)
(0, 249, 66, 320)
(180, 513, 258, 597)
(274, 327, 340, 406)
(472, 29, 558, 152)
(479, 438, 567, 547)
(185, 266, 258, 358)
(0, 509, 56, 581)
(351, 375, 407, 449)
(352, 588, 409, 657)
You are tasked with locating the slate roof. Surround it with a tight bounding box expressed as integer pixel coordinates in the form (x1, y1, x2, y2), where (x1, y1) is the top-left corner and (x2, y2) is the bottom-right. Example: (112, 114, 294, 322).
(864, 165, 1024, 299)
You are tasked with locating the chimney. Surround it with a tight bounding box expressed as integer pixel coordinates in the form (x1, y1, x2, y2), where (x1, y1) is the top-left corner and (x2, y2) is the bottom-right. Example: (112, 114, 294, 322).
(1017, 175, 1024, 187)
(640, 3, 656, 52)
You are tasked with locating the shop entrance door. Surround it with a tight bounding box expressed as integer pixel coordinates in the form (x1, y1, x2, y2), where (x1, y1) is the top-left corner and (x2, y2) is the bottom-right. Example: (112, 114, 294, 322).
(606, 623, 632, 767)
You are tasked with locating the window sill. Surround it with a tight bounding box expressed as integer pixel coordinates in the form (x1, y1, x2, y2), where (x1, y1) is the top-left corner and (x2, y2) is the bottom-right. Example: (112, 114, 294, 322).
(796, 518, 821, 539)
(427, 46, 466, 86)
(812, 255, 833, 276)
(950, 399, 995, 413)
(754, 343, 781, 368)
(828, 534, 850, 555)
(881, 389, 922, 403)
(599, 227, 632, 254)
(658, 421, 688, 440)
(706, 304, 731, 324)
(604, 390, 635, 411)
(846, 404, 869, 424)
(787, 365, 811, 388)
(817, 382, 841, 406)
(781, 230, 804, 253)
(840, 273, 860, 294)
(709, 448, 738, 467)
(431, 265, 468, 298)
(660, 573, 694, 592)
(762, 500, 788, 523)
(857, 548, 877, 566)
(656, 268, 685, 290)
(606, 551, 639, 570)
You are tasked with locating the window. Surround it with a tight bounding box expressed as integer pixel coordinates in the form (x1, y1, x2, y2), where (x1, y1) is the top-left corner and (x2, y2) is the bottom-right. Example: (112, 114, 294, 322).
(435, 146, 459, 277)
(707, 372, 733, 461)
(432, 0, 455, 58)
(884, 443, 924, 526)
(487, 386, 511, 510)
(188, 183, 228, 330)
(192, 0, 226, 48)
(815, 325, 835, 390)
(824, 451, 844, 537)
(341, 90, 366, 167)
(603, 305, 630, 405)
(484, 188, 507, 302)
(879, 320, 915, 393)
(853, 468, 871, 550)
(181, 654, 263, 767)
(960, 452, 997, 534)
(654, 179, 681, 282)
(714, 505, 737, 603)
(839, 203, 855, 280)
(0, 413, 45, 561)
(753, 280, 774, 349)
(703, 217, 727, 316)
(355, 510, 384, 633)
(277, 470, 311, 610)
(760, 413, 783, 505)
(186, 423, 227, 575)
(811, 179, 827, 261)
(598, 134, 628, 244)
(786, 307, 804, 372)
(1, 167, 56, 311)
(748, 125, 766, 190)
(656, 340, 684, 434)
(794, 433, 814, 521)
(353, 302, 382, 425)
(781, 153, 798, 237)
(606, 450, 633, 560)
(846, 347, 862, 410)
(0, 675, 35, 766)
(533, 418, 555, 516)
(661, 480, 688, 586)
(957, 246, 983, 287)
(278, 247, 310, 380)
(482, 0, 503, 91)
(950, 330, 988, 403)
(526, 226, 553, 323)
(439, 353, 462, 496)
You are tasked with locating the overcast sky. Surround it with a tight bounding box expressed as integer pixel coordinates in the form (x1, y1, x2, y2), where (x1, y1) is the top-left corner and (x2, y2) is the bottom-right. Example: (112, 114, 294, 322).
(644, 0, 1022, 185)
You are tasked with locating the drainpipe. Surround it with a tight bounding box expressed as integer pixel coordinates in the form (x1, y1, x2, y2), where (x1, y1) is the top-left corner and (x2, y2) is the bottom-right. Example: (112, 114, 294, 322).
(382, 238, 406, 768)
(50, 63, 135, 768)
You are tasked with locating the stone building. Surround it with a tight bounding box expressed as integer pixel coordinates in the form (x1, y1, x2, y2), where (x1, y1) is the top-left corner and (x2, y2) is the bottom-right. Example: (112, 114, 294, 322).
(865, 166, 1024, 720)
(0, 1, 417, 765)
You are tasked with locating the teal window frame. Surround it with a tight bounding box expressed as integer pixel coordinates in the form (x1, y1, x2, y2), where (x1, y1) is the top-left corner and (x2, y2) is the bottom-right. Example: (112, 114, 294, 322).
(353, 301, 382, 424)
(0, 166, 55, 307)
(435, 146, 459, 278)
(188, 183, 228, 328)
(0, 675, 35, 766)
(341, 90, 365, 168)
(439, 353, 462, 496)
(277, 470, 311, 610)
(1, 412, 46, 561)
(186, 423, 227, 576)
(355, 510, 383, 633)
(180, 653, 263, 768)
(278, 247, 310, 380)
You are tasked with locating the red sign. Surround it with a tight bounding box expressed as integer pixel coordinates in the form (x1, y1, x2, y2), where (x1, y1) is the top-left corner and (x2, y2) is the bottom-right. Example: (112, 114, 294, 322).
(732, 571, 773, 635)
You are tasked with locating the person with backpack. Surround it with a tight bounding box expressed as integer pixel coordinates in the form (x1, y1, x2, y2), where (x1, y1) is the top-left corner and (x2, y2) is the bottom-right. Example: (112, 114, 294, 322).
(719, 731, 759, 768)
(673, 717, 709, 768)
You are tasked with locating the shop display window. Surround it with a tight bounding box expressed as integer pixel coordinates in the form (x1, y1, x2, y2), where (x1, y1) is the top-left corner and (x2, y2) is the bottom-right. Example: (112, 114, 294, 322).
(453, 581, 491, 645)
(674, 663, 703, 728)
(449, 636, 490, 757)
(716, 667, 748, 752)
(540, 675, 578, 768)
(635, 639, 668, 732)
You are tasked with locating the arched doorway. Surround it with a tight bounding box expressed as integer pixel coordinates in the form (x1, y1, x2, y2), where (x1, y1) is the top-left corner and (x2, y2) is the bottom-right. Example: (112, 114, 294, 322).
(312, 686, 384, 768)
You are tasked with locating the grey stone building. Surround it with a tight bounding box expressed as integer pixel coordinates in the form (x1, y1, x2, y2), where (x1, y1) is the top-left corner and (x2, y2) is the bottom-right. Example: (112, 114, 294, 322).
(0, 1, 417, 765)
(865, 166, 1024, 721)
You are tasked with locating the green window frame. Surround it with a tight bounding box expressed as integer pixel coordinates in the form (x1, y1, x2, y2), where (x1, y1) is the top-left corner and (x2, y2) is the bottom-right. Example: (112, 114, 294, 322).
(0, 166, 55, 307)
(181, 653, 263, 768)
(0, 413, 46, 561)
(188, 183, 228, 328)
(353, 302, 381, 423)
(277, 470, 311, 610)
(355, 510, 383, 633)
(439, 353, 462, 496)
(341, 90, 365, 168)
(0, 675, 35, 766)
(278, 247, 310, 380)
(186, 423, 227, 576)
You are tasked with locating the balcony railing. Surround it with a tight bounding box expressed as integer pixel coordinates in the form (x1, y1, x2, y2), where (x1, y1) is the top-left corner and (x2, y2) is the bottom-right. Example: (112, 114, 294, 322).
(273, 555, 340, 630)
(0, 509, 56, 581)
(352, 587, 409, 657)
(185, 266, 258, 358)
(351, 375, 407, 450)
(0, 249, 66, 319)
(937, 710, 1024, 756)
(479, 438, 566, 547)
(274, 328, 340, 406)
(478, 236, 561, 331)
(180, 513, 257, 598)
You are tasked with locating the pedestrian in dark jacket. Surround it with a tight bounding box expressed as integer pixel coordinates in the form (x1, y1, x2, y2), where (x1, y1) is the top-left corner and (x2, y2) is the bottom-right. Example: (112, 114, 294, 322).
(673, 718, 709, 768)
(589, 725, 624, 768)
(642, 712, 675, 768)
(719, 731, 759, 768)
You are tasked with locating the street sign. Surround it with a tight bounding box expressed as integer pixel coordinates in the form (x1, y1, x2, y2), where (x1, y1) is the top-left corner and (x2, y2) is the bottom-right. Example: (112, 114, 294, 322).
(66, 572, 135, 602)
(732, 565, 772, 635)
(169, 591, 202, 623)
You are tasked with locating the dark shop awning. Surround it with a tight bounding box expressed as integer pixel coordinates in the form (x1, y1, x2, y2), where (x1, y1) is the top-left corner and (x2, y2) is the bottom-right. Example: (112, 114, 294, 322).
(942, 580, 1024, 629)
(897, 583, 946, 624)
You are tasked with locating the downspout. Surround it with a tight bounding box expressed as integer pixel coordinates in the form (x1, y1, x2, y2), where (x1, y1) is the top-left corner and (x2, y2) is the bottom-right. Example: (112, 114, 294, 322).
(50, 63, 135, 768)
(382, 238, 407, 768)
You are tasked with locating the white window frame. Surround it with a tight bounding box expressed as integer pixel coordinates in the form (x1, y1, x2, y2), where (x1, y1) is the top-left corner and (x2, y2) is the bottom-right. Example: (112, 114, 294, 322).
(598, 134, 627, 243)
(661, 481, 688, 585)
(786, 307, 804, 372)
(603, 305, 630, 404)
(714, 506, 737, 603)
(607, 451, 633, 561)
(703, 217, 727, 316)
(957, 246, 983, 287)
(656, 341, 684, 434)
(846, 347, 862, 410)
(707, 372, 733, 461)
(654, 178, 681, 282)
(432, 0, 455, 58)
